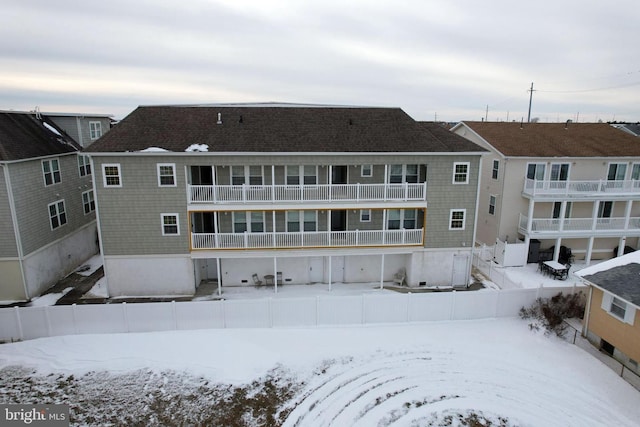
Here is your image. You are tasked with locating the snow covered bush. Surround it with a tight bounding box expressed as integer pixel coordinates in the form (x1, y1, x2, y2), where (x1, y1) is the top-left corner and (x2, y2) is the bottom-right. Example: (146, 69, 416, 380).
(519, 292, 585, 337)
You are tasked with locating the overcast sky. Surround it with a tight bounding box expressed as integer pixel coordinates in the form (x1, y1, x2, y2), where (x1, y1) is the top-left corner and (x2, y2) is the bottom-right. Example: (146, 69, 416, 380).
(2, 0, 639, 122)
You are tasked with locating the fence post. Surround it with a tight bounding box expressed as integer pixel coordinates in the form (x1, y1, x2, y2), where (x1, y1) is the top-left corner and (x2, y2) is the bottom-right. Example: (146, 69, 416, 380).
(14, 306, 23, 341)
(268, 298, 273, 328)
(450, 290, 456, 320)
(122, 302, 129, 333)
(406, 292, 411, 322)
(316, 296, 320, 326)
(72, 303, 78, 334)
(171, 300, 178, 330)
(362, 294, 366, 324)
(536, 284, 542, 299)
(44, 306, 52, 337)
(221, 299, 227, 328)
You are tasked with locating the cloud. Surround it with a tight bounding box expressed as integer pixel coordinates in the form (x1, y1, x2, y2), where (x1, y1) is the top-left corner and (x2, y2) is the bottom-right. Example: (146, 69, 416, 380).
(1, 0, 639, 122)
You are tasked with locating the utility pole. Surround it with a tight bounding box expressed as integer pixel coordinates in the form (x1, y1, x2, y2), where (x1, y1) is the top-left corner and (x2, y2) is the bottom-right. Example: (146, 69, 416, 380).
(527, 82, 535, 123)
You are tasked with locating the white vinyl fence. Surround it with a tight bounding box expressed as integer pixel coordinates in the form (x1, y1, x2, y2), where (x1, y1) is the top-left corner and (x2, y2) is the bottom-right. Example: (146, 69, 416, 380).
(0, 286, 584, 342)
(472, 245, 525, 290)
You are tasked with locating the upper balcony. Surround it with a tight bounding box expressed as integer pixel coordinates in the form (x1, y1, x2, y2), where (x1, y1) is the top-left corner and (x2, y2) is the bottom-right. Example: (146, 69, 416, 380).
(518, 213, 640, 238)
(188, 182, 427, 204)
(522, 178, 640, 200)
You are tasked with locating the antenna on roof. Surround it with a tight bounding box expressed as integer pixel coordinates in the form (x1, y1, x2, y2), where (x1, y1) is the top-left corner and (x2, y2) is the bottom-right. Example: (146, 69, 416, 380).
(34, 106, 41, 120)
(217, 112, 222, 125)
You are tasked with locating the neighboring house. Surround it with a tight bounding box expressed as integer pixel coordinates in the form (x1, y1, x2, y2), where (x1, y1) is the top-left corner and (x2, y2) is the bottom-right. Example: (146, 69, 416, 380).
(451, 121, 640, 265)
(0, 111, 98, 302)
(575, 252, 640, 377)
(43, 111, 113, 148)
(85, 104, 486, 297)
(611, 123, 640, 138)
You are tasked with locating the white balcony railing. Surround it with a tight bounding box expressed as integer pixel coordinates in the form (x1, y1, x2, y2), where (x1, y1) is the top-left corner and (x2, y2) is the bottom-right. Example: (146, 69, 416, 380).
(191, 229, 424, 250)
(188, 182, 427, 203)
(518, 213, 640, 235)
(523, 178, 640, 198)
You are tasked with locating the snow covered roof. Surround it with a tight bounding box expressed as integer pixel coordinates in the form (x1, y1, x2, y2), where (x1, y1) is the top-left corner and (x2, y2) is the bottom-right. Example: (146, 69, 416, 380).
(0, 112, 81, 161)
(86, 105, 486, 154)
(575, 251, 640, 308)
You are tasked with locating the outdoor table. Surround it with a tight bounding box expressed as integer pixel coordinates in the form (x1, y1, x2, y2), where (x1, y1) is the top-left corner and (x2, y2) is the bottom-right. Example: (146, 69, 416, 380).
(264, 274, 275, 286)
(542, 260, 569, 280)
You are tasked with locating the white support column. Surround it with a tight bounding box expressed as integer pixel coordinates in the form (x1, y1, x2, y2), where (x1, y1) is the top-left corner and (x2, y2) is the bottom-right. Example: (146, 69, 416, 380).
(216, 258, 222, 296)
(526, 199, 535, 232)
(553, 238, 562, 261)
(328, 255, 332, 291)
(585, 236, 594, 265)
(271, 165, 275, 202)
(328, 165, 333, 201)
(213, 211, 219, 248)
(380, 253, 385, 289)
(591, 201, 600, 231)
(558, 201, 567, 231)
(273, 257, 278, 294)
(618, 237, 626, 257)
(272, 210, 276, 247)
(624, 200, 633, 230)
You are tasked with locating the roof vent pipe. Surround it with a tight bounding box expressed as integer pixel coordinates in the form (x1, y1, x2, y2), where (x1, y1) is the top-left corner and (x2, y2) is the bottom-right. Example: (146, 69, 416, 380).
(217, 112, 222, 125)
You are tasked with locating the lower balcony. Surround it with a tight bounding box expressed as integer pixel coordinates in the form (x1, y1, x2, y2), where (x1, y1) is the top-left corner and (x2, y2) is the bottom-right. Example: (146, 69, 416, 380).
(191, 229, 424, 250)
(518, 213, 640, 237)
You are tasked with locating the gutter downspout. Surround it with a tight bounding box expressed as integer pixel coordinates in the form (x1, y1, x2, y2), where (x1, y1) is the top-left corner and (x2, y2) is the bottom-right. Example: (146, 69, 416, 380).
(582, 284, 593, 338)
(2, 164, 29, 300)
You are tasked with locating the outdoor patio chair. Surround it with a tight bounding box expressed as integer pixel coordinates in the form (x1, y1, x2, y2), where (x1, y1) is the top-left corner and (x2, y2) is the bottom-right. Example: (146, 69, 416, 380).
(252, 274, 263, 286)
(393, 268, 406, 286)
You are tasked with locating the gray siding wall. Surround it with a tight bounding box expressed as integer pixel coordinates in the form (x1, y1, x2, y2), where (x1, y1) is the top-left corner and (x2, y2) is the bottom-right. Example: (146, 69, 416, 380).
(0, 166, 19, 257)
(50, 117, 111, 148)
(93, 153, 480, 254)
(423, 155, 479, 248)
(94, 156, 190, 256)
(10, 154, 95, 255)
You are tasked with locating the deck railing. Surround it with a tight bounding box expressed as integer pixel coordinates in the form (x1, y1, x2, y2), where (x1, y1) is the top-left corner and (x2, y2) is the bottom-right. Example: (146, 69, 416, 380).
(188, 182, 426, 203)
(518, 213, 640, 234)
(523, 178, 640, 198)
(191, 229, 424, 249)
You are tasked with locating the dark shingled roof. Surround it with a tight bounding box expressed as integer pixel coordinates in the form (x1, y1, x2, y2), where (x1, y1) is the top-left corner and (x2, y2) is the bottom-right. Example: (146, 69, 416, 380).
(0, 112, 80, 161)
(582, 263, 640, 308)
(87, 105, 486, 154)
(462, 121, 640, 157)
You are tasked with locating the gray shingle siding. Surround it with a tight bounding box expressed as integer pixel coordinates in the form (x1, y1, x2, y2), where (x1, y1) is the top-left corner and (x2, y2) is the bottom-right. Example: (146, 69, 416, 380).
(10, 154, 95, 255)
(94, 156, 190, 256)
(0, 166, 19, 257)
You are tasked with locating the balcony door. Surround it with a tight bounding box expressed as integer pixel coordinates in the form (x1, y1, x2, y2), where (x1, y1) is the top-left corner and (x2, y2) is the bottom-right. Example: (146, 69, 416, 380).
(331, 210, 347, 231)
(331, 166, 348, 184)
(191, 166, 213, 185)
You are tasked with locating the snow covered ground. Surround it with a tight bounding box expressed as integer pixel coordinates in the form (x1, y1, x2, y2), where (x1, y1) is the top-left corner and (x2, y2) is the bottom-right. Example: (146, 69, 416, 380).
(1, 318, 639, 426)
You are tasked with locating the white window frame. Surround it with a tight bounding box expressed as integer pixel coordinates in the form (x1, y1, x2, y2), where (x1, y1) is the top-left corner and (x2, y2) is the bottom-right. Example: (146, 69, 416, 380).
(631, 163, 640, 180)
(598, 201, 613, 218)
(449, 209, 466, 230)
(361, 165, 373, 177)
(452, 162, 469, 184)
(161, 213, 180, 236)
(89, 121, 103, 140)
(389, 164, 419, 183)
(48, 199, 67, 230)
(233, 212, 265, 233)
(42, 158, 61, 186)
(607, 162, 628, 181)
(550, 163, 570, 181)
(552, 202, 572, 219)
(78, 155, 91, 177)
(157, 163, 177, 187)
(286, 210, 317, 232)
(601, 292, 635, 325)
(489, 195, 496, 215)
(286, 165, 316, 185)
(526, 162, 546, 180)
(387, 209, 418, 230)
(82, 190, 95, 215)
(492, 159, 499, 180)
(102, 163, 122, 187)
(360, 209, 371, 222)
